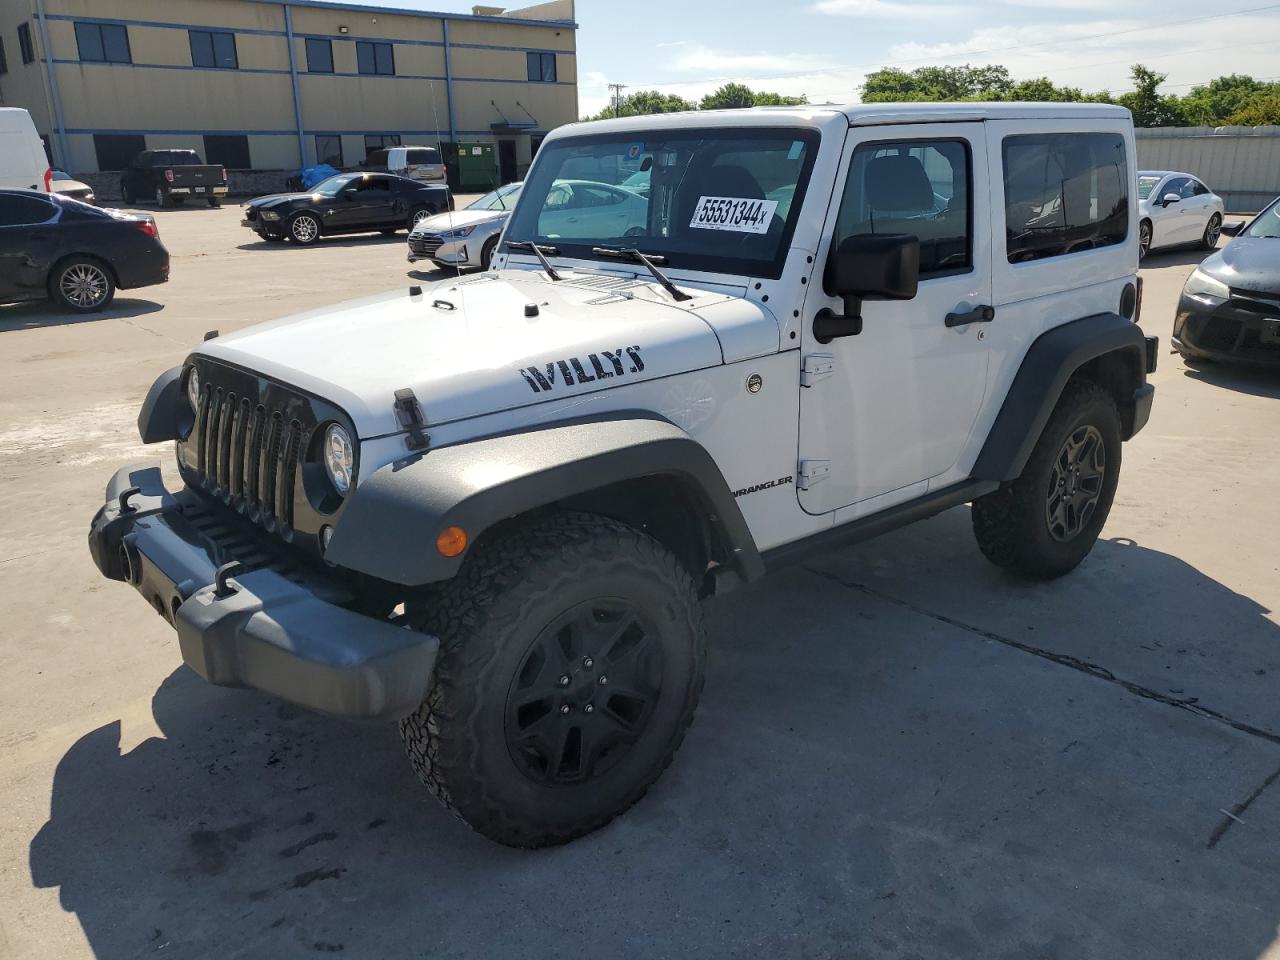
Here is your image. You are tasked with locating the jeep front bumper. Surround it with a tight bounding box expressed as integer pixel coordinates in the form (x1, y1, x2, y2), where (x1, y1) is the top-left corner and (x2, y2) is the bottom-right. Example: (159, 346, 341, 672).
(87, 465, 438, 720)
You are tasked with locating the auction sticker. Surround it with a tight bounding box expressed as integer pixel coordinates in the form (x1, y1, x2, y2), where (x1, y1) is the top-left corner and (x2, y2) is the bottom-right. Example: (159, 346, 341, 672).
(689, 196, 778, 234)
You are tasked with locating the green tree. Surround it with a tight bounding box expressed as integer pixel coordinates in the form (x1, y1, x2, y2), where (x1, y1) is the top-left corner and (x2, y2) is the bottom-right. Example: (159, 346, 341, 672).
(1228, 93, 1280, 125)
(752, 90, 809, 106)
(862, 64, 1013, 101)
(699, 83, 758, 110)
(585, 89, 696, 121)
(1182, 75, 1280, 125)
(1115, 64, 1187, 127)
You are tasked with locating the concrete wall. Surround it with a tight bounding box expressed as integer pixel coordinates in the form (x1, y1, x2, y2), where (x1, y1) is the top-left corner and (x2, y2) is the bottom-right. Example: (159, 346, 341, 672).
(1136, 126, 1280, 213)
(7, 0, 576, 175)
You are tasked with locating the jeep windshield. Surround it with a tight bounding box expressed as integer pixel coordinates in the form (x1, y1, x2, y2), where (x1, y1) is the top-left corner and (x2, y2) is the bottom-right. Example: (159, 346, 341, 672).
(504, 128, 820, 279)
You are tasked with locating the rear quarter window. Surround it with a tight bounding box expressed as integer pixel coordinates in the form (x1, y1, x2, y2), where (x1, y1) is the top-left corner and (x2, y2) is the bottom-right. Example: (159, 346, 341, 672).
(407, 149, 440, 165)
(1002, 133, 1128, 263)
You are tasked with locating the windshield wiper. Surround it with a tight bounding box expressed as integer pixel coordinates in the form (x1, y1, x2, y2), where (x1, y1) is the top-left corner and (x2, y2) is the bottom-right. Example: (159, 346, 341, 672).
(591, 247, 691, 302)
(504, 240, 562, 281)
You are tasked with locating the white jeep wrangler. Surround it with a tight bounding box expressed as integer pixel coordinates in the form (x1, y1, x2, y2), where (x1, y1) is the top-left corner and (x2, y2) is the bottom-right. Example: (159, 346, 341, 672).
(90, 103, 1156, 847)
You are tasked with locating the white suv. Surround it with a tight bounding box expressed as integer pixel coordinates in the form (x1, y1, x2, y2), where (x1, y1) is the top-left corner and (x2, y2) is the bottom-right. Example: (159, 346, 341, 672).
(90, 103, 1156, 848)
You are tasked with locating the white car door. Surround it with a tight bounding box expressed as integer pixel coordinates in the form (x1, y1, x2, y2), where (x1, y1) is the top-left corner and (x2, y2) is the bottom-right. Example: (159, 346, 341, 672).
(798, 124, 992, 514)
(1150, 175, 1188, 246)
(1180, 177, 1217, 242)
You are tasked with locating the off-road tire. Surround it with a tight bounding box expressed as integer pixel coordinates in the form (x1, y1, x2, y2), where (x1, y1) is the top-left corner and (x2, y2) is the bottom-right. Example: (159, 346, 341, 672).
(399, 511, 707, 848)
(480, 235, 499, 270)
(971, 380, 1121, 579)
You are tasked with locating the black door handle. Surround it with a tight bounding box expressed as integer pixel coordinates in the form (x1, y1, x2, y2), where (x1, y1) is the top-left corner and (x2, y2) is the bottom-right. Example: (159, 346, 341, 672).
(945, 304, 995, 328)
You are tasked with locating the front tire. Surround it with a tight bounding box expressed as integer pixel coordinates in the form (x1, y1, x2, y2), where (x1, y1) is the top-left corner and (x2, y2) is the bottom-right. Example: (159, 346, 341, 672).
(50, 257, 115, 312)
(400, 512, 706, 848)
(408, 206, 433, 231)
(1201, 212, 1222, 250)
(288, 213, 322, 245)
(480, 235, 499, 270)
(971, 381, 1121, 580)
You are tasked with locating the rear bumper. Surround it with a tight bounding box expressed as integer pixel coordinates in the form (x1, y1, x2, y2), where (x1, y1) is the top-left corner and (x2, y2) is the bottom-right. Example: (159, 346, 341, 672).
(115, 245, 170, 289)
(1173, 291, 1280, 366)
(88, 465, 438, 720)
(167, 185, 228, 196)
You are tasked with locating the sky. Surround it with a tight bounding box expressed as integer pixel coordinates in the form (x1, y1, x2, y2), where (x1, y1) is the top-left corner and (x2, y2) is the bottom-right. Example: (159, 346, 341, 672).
(346, 0, 1280, 117)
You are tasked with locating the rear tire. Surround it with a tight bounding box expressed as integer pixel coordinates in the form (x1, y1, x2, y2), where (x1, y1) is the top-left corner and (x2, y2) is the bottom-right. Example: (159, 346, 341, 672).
(1138, 219, 1152, 259)
(208, 197, 222, 209)
(971, 381, 1121, 580)
(121, 183, 135, 205)
(50, 257, 115, 313)
(154, 186, 169, 209)
(1201, 212, 1222, 250)
(399, 511, 706, 848)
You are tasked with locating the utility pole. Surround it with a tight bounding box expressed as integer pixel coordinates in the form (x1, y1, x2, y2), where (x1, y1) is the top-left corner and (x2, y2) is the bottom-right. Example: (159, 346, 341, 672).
(608, 82, 628, 118)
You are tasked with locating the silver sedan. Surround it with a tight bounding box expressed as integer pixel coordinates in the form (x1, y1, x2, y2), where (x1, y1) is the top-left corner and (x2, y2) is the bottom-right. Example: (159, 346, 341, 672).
(408, 182, 522, 271)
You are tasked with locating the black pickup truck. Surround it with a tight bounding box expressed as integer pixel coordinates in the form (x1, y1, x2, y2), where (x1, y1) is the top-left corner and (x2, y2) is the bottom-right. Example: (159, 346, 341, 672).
(120, 150, 229, 209)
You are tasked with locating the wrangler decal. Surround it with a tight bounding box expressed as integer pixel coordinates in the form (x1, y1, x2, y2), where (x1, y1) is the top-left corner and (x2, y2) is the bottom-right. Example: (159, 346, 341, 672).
(732, 475, 794, 498)
(520, 346, 645, 393)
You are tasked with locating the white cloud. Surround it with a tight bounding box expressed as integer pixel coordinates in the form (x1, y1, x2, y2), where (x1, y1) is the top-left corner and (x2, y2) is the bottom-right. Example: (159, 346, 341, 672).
(813, 0, 959, 17)
(665, 42, 834, 74)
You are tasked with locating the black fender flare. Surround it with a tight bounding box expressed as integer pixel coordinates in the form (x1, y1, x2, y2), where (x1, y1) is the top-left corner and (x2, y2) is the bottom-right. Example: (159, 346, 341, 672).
(323, 414, 765, 586)
(137, 365, 191, 444)
(972, 312, 1150, 483)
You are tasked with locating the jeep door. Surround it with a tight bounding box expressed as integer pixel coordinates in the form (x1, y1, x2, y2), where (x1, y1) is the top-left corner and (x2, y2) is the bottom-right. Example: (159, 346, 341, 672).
(798, 123, 992, 515)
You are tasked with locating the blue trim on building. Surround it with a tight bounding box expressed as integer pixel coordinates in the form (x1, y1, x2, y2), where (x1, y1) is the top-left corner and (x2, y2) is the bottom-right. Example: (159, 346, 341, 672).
(443, 19, 456, 144)
(52, 58, 290, 76)
(245, 0, 577, 30)
(284, 5, 306, 167)
(51, 57, 573, 85)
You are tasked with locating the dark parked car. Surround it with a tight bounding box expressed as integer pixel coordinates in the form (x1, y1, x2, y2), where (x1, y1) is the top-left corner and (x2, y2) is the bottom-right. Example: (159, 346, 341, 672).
(1173, 198, 1280, 366)
(121, 149, 228, 209)
(0, 189, 169, 312)
(240, 172, 453, 245)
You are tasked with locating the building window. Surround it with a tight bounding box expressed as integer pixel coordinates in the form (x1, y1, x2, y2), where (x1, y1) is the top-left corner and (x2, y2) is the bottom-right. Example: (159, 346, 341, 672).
(526, 52, 556, 82)
(0, 37, 8, 75)
(93, 133, 147, 172)
(190, 30, 237, 69)
(1002, 133, 1128, 263)
(833, 139, 972, 279)
(203, 134, 251, 170)
(75, 22, 131, 64)
(314, 134, 343, 167)
(356, 41, 394, 76)
(17, 23, 34, 64)
(363, 134, 400, 159)
(305, 37, 333, 73)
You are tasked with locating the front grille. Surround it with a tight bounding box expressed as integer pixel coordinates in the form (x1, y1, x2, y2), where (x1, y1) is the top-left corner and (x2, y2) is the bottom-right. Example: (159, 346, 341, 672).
(194, 387, 303, 535)
(1199, 316, 1242, 352)
(409, 235, 443, 257)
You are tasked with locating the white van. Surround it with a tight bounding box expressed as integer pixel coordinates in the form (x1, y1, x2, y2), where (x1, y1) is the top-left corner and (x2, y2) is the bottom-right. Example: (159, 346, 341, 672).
(0, 108, 52, 193)
(362, 145, 446, 184)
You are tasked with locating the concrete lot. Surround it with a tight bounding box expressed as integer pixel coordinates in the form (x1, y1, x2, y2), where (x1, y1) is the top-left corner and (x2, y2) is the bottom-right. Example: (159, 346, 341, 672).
(1, 204, 1278, 960)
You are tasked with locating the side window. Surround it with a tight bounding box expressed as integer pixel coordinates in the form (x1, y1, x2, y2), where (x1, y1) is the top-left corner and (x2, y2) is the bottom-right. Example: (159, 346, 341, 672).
(1160, 177, 1188, 202)
(17, 23, 34, 64)
(832, 138, 971, 279)
(0, 193, 56, 227)
(361, 177, 392, 193)
(189, 30, 238, 70)
(314, 134, 342, 167)
(74, 22, 131, 64)
(1182, 179, 1207, 199)
(203, 134, 250, 170)
(1002, 133, 1127, 263)
(407, 149, 438, 165)
(305, 38, 333, 74)
(578, 185, 624, 208)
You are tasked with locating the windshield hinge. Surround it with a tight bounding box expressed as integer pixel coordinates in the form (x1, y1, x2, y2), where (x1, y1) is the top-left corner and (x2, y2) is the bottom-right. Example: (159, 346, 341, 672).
(800, 353, 835, 387)
(797, 459, 830, 490)
(393, 388, 430, 452)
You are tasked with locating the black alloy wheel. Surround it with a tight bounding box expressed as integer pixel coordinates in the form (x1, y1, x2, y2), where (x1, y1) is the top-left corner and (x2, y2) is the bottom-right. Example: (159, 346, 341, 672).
(505, 598, 663, 785)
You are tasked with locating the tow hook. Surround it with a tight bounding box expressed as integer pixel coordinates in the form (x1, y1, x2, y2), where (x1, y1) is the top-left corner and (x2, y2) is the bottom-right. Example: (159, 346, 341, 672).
(213, 560, 243, 599)
(118, 485, 142, 514)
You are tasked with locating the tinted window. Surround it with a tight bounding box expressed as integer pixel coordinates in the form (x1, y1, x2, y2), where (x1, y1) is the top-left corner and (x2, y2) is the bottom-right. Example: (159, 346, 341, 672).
(1002, 133, 1127, 263)
(314, 134, 342, 166)
(94, 134, 147, 171)
(18, 23, 34, 64)
(833, 139, 971, 278)
(304, 37, 331, 73)
(0, 36, 8, 75)
(357, 177, 392, 193)
(356, 41, 394, 76)
(203, 134, 250, 170)
(0, 193, 56, 226)
(526, 51, 556, 82)
(190, 30, 237, 69)
(152, 151, 201, 166)
(75, 22, 130, 63)
(1187, 179, 1210, 198)
(407, 148, 439, 165)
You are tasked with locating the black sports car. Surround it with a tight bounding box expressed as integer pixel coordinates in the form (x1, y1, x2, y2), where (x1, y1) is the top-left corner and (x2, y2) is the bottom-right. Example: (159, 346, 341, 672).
(0, 189, 169, 312)
(1173, 197, 1280, 366)
(241, 172, 453, 245)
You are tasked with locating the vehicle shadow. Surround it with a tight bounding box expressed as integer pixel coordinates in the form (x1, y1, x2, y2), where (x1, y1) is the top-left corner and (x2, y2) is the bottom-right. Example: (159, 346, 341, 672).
(235, 233, 411, 253)
(407, 267, 467, 282)
(1182, 358, 1280, 398)
(0, 298, 163, 333)
(1140, 245, 1216, 269)
(27, 520, 1280, 958)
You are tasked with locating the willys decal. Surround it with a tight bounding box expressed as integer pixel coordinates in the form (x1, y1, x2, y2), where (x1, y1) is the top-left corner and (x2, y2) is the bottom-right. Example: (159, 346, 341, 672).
(519, 346, 645, 394)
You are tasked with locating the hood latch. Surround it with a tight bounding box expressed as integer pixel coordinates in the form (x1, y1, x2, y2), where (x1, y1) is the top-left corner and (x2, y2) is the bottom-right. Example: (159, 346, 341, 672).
(393, 388, 430, 452)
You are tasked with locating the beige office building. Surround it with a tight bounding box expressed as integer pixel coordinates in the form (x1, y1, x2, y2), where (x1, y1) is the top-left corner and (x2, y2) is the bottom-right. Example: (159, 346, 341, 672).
(0, 0, 578, 181)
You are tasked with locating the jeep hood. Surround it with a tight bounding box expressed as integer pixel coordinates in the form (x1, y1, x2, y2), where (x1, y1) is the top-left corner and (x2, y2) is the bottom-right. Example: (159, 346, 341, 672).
(198, 271, 736, 438)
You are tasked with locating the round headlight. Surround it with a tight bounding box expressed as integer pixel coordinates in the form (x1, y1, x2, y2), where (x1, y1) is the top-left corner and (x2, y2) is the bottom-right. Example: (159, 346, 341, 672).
(324, 423, 355, 496)
(185, 366, 201, 412)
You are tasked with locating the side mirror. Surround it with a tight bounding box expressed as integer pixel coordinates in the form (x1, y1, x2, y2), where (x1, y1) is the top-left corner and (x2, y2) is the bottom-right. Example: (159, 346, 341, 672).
(815, 234, 920, 343)
(1162, 193, 1181, 207)
(1221, 220, 1246, 237)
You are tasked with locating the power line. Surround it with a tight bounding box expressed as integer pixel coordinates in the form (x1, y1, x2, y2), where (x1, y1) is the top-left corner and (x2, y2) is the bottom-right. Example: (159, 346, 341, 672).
(607, 82, 628, 117)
